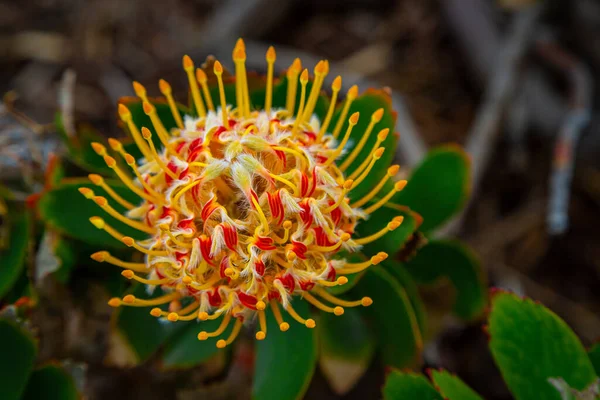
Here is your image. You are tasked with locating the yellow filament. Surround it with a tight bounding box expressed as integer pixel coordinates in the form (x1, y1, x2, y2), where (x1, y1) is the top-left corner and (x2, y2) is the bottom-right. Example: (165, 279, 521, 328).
(183, 55, 206, 117)
(269, 300, 290, 331)
(314, 288, 371, 308)
(292, 69, 309, 135)
(256, 309, 267, 340)
(286, 58, 301, 115)
(302, 60, 327, 122)
(363, 181, 407, 215)
(340, 109, 383, 171)
(160, 225, 193, 249)
(318, 276, 348, 287)
(309, 234, 347, 252)
(265, 46, 276, 116)
(353, 219, 402, 245)
(172, 178, 202, 208)
(93, 197, 155, 234)
(143, 102, 175, 153)
(89, 217, 126, 243)
(251, 197, 269, 233)
(123, 154, 163, 201)
(213, 61, 228, 128)
(303, 292, 343, 315)
(323, 112, 359, 166)
(272, 222, 292, 244)
(336, 257, 376, 274)
(198, 313, 232, 340)
(141, 128, 178, 180)
(122, 237, 168, 256)
(351, 164, 398, 208)
(123, 270, 170, 285)
(132, 81, 149, 104)
(332, 85, 358, 139)
(158, 79, 184, 129)
(188, 275, 221, 291)
(271, 146, 307, 170)
(350, 148, 385, 188)
(323, 181, 352, 213)
(188, 162, 208, 168)
(118, 104, 153, 160)
(269, 173, 298, 194)
(89, 174, 135, 210)
(104, 155, 160, 203)
(285, 303, 316, 328)
(233, 43, 250, 117)
(217, 318, 243, 348)
(272, 255, 293, 269)
(317, 76, 341, 140)
(122, 291, 180, 307)
(195, 69, 215, 111)
(92, 251, 148, 272)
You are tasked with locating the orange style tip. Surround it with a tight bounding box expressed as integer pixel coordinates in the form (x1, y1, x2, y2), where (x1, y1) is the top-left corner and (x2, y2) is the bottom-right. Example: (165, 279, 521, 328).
(121, 237, 134, 247)
(121, 270, 134, 279)
(213, 61, 223, 75)
(195, 68, 207, 83)
(235, 38, 246, 51)
(107, 138, 122, 151)
(340, 233, 351, 242)
(91, 142, 106, 155)
(378, 252, 389, 260)
(305, 319, 316, 329)
(142, 101, 154, 115)
(387, 165, 400, 176)
(158, 223, 170, 231)
(374, 147, 385, 159)
(122, 295, 136, 304)
(89, 217, 105, 229)
(266, 46, 276, 62)
(348, 85, 359, 99)
(332, 76, 342, 91)
(343, 180, 354, 189)
(233, 47, 246, 62)
(371, 255, 382, 265)
(314, 60, 326, 74)
(349, 112, 360, 125)
(283, 220, 293, 229)
(124, 154, 135, 165)
(395, 180, 408, 191)
(292, 58, 302, 72)
(256, 300, 266, 311)
(361, 297, 373, 307)
(333, 306, 344, 316)
(279, 322, 290, 332)
(167, 312, 179, 322)
(108, 298, 121, 307)
(150, 308, 162, 317)
(182, 276, 192, 284)
(256, 331, 266, 340)
(78, 187, 94, 198)
(224, 267, 234, 277)
(93, 196, 107, 207)
(388, 221, 401, 231)
(103, 155, 117, 168)
(117, 104, 131, 119)
(286, 251, 297, 261)
(158, 79, 171, 94)
(300, 69, 309, 83)
(88, 174, 103, 185)
(198, 311, 209, 321)
(323, 60, 330, 73)
(372, 108, 385, 122)
(336, 276, 348, 285)
(132, 81, 146, 97)
(90, 251, 108, 262)
(141, 127, 152, 140)
(378, 128, 390, 141)
(216, 339, 227, 349)
(182, 55, 194, 70)
(197, 331, 209, 340)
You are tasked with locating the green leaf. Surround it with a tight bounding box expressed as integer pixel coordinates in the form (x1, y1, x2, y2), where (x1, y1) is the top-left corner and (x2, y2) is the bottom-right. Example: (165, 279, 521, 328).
(356, 267, 422, 368)
(161, 318, 224, 369)
(0, 319, 37, 400)
(329, 90, 397, 202)
(488, 291, 597, 400)
(587, 343, 600, 376)
(0, 210, 31, 299)
(403, 240, 486, 320)
(319, 307, 375, 395)
(55, 113, 114, 176)
(21, 365, 78, 400)
(382, 371, 442, 400)
(382, 260, 426, 338)
(393, 145, 471, 233)
(37, 179, 145, 248)
(355, 203, 419, 258)
(429, 369, 483, 400)
(112, 284, 187, 363)
(253, 300, 317, 400)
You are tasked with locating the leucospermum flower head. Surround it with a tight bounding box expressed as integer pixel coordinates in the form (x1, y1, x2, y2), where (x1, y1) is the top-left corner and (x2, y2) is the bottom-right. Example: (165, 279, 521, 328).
(82, 39, 407, 348)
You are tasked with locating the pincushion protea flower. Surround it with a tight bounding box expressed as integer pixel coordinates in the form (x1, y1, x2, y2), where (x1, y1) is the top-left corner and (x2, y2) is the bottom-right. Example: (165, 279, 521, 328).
(79, 39, 407, 348)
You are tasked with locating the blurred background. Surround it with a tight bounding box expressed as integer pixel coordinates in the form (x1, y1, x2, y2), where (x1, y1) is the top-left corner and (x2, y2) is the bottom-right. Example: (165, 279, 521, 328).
(1, 0, 600, 399)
